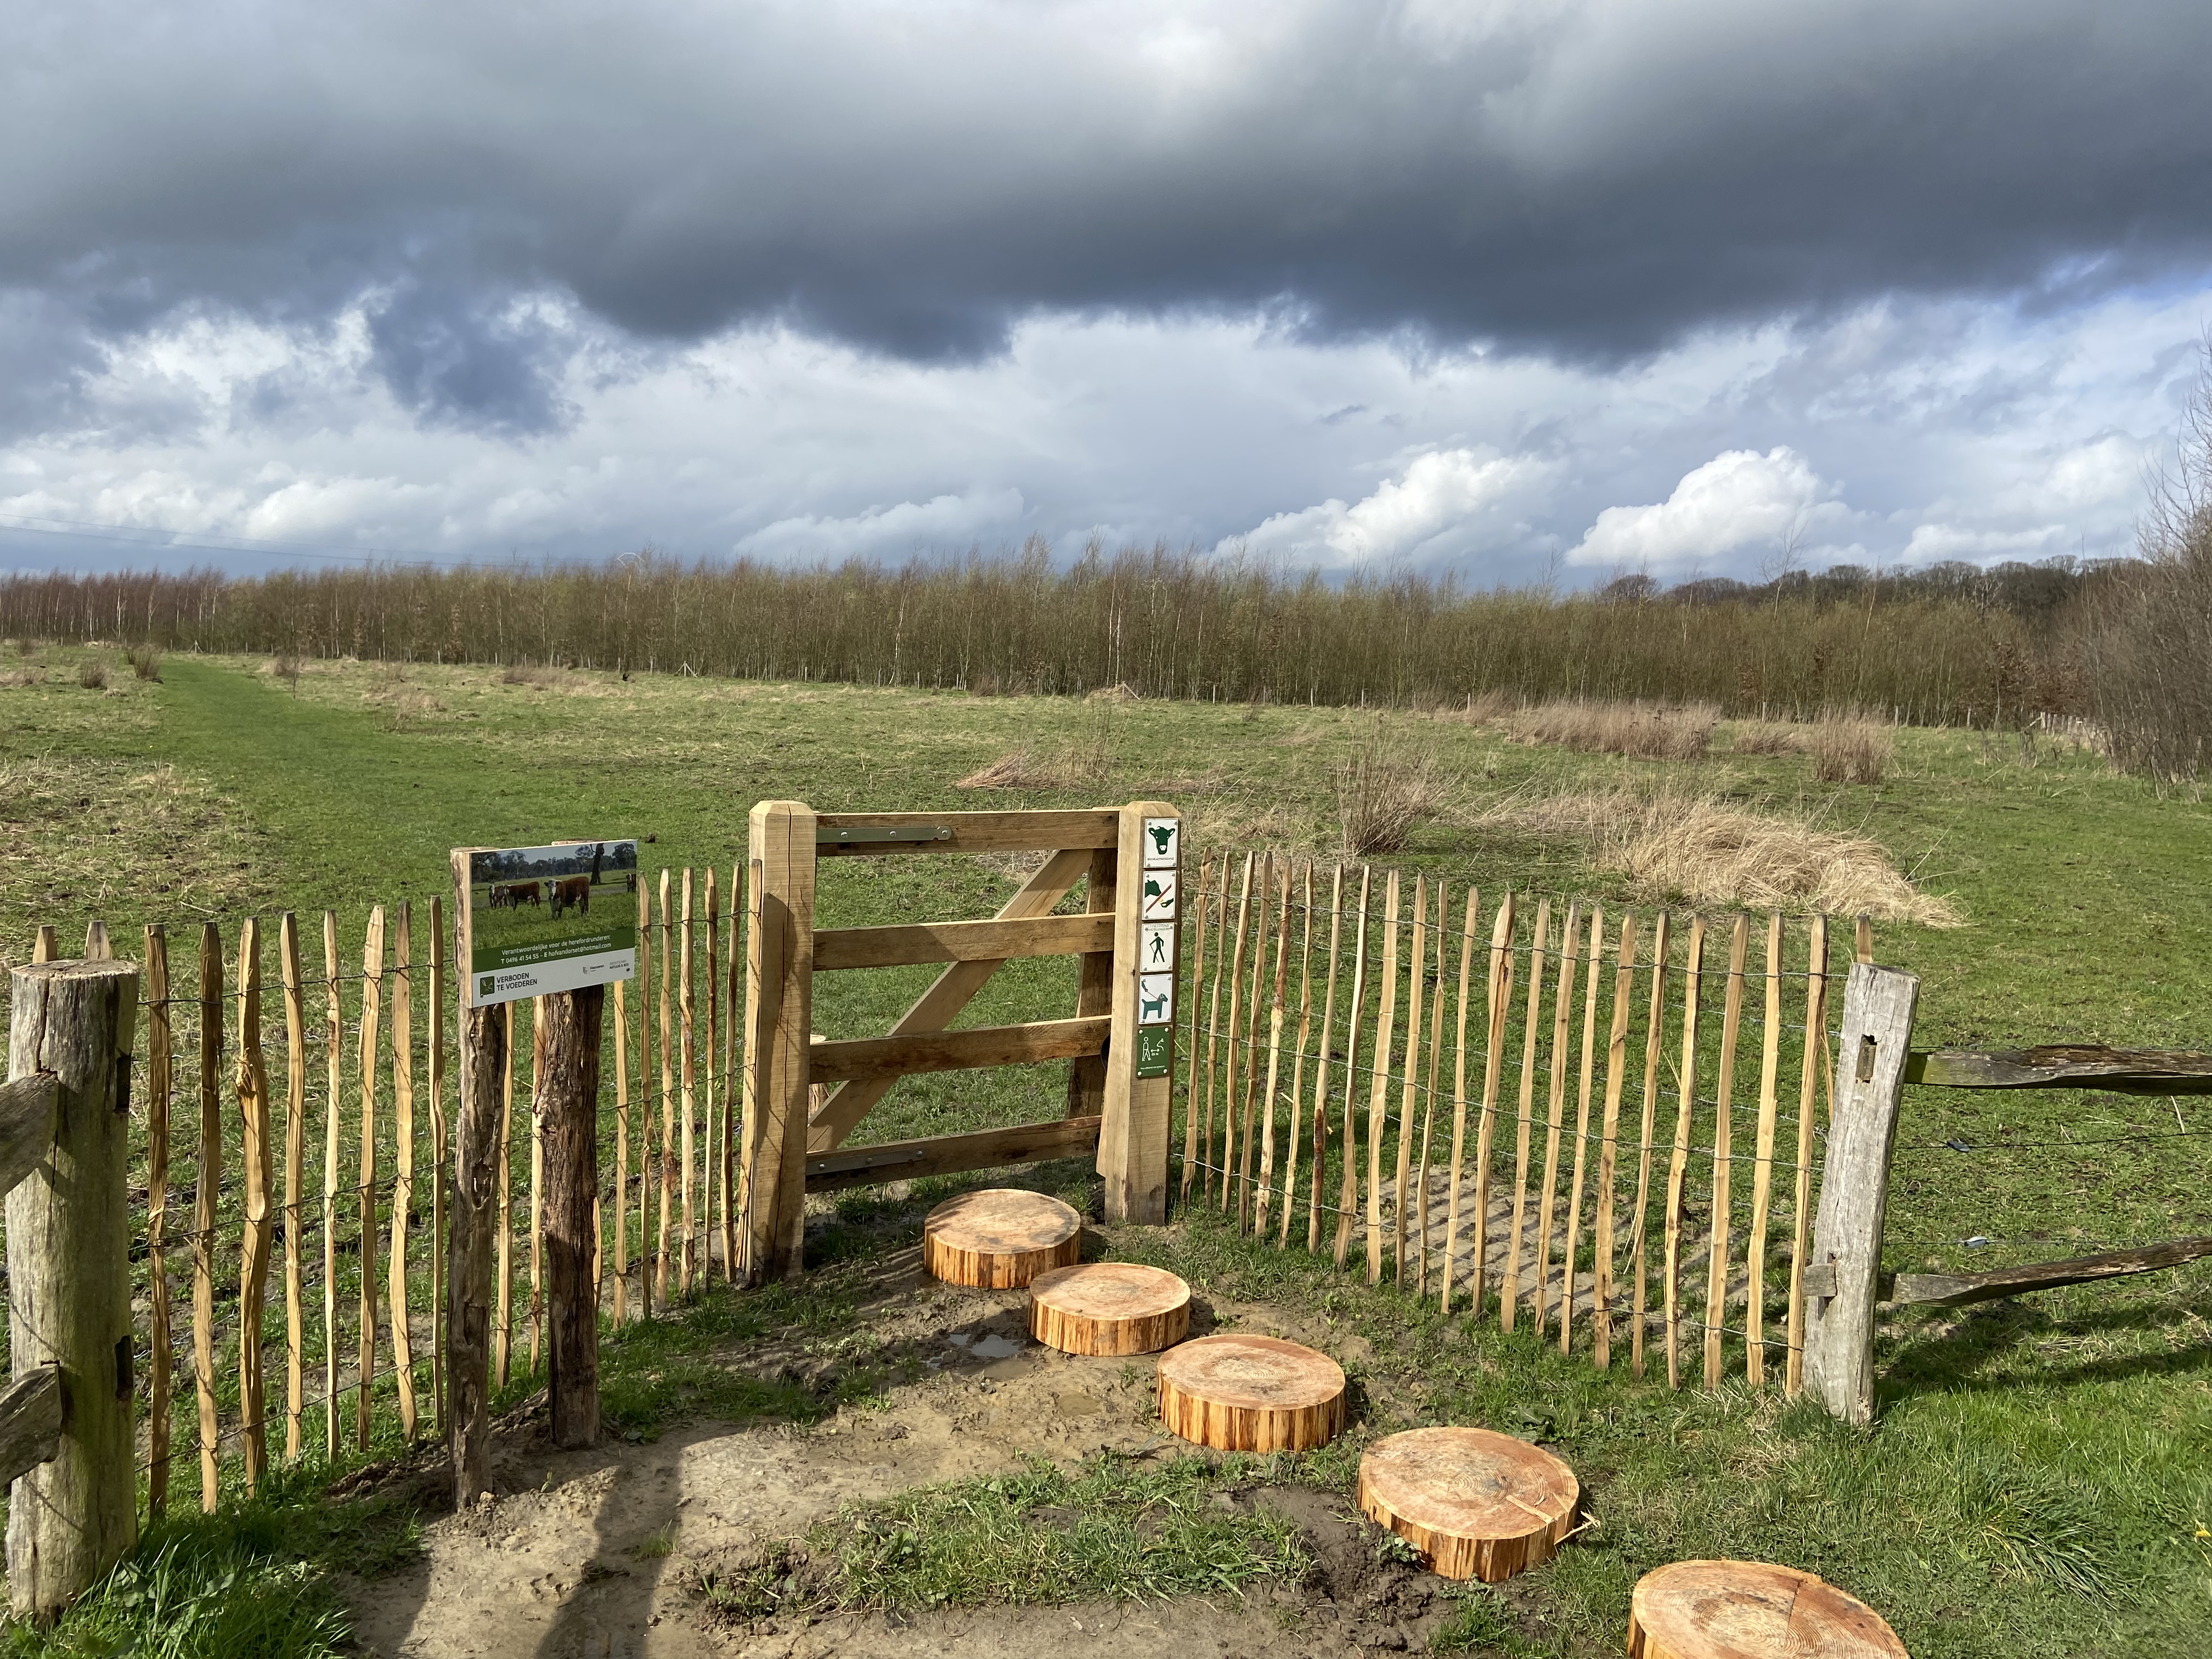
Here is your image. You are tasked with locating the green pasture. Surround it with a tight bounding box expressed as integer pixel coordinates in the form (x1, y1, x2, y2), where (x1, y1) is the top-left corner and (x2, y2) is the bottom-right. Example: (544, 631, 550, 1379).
(1, 650, 2208, 1657)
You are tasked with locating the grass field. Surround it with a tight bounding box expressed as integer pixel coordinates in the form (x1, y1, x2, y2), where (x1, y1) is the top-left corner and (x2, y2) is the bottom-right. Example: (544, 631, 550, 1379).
(2, 648, 2209, 1656)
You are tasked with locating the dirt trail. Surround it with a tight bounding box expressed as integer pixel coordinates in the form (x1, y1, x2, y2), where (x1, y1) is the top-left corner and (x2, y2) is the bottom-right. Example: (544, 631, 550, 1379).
(344, 1249, 1451, 1659)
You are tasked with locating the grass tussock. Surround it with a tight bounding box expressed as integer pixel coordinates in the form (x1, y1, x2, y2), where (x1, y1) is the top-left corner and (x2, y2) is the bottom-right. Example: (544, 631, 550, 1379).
(1810, 716, 1894, 785)
(1478, 786, 1961, 924)
(953, 742, 1108, 791)
(1513, 697, 1719, 760)
(1336, 727, 1451, 855)
(127, 644, 162, 682)
(76, 659, 110, 691)
(1730, 719, 1807, 756)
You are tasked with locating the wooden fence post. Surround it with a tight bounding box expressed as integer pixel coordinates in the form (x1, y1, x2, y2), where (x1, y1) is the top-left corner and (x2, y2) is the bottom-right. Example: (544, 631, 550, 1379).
(541, 987, 605, 1448)
(447, 856, 506, 1504)
(739, 802, 816, 1282)
(5, 957, 141, 1617)
(1803, 962, 1918, 1426)
(1099, 802, 1178, 1224)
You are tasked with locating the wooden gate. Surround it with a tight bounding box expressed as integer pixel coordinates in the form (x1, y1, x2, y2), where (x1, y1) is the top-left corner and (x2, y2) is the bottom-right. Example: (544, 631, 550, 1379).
(737, 800, 1182, 1282)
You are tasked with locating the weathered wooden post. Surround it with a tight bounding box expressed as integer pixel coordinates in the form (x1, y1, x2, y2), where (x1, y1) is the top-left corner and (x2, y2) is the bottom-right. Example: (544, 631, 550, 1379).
(447, 854, 505, 1504)
(5, 956, 142, 1617)
(740, 802, 816, 1283)
(540, 986, 605, 1447)
(1802, 961, 1918, 1426)
(1099, 802, 1179, 1224)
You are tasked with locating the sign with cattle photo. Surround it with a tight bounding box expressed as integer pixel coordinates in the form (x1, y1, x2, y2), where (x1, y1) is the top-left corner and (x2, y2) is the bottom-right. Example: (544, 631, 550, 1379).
(458, 839, 639, 1007)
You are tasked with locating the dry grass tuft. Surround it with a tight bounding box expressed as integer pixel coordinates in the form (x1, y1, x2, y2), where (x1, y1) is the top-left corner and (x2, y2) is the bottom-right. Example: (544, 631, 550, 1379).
(1513, 697, 1718, 760)
(953, 742, 1109, 791)
(269, 653, 303, 689)
(76, 659, 110, 691)
(1476, 786, 1960, 926)
(1810, 718, 1894, 785)
(1730, 720, 1808, 756)
(1085, 682, 1141, 704)
(1336, 729, 1451, 856)
(0, 666, 47, 689)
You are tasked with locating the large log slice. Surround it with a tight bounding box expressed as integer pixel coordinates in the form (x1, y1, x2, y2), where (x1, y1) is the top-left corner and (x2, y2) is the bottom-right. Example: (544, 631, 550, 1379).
(1357, 1426, 1579, 1583)
(1156, 1334, 1345, 1452)
(1627, 1560, 1909, 1659)
(921, 1188, 1082, 1288)
(1027, 1262, 1190, 1355)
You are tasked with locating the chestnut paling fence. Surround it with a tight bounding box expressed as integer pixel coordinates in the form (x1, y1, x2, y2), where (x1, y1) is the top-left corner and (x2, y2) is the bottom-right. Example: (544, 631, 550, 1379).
(1172, 853, 1864, 1395)
(16, 868, 742, 1520)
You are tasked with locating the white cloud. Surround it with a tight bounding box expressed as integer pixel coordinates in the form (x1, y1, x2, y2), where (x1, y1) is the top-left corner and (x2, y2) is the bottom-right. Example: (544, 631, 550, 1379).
(733, 488, 1025, 561)
(1231, 448, 1550, 566)
(1569, 447, 1833, 570)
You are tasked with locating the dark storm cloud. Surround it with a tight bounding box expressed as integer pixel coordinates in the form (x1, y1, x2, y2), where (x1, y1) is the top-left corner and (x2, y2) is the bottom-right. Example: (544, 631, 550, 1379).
(7, 0, 2212, 398)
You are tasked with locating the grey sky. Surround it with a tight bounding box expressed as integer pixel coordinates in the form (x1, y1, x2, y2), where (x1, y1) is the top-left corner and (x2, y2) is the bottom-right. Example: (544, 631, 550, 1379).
(4, 1, 2209, 580)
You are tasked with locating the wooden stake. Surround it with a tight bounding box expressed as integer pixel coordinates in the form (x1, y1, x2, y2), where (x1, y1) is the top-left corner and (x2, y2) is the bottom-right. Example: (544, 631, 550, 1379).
(145, 926, 174, 1517)
(1365, 870, 1402, 1286)
(1855, 913, 1873, 965)
(529, 1001, 546, 1371)
(1785, 915, 1830, 1397)
(612, 967, 631, 1324)
(737, 806, 817, 1279)
(704, 866, 719, 1280)
(1746, 911, 1784, 1388)
(1501, 900, 1549, 1332)
(1217, 853, 1254, 1209)
(1559, 906, 1602, 1352)
(543, 988, 606, 1447)
(1236, 855, 1274, 1224)
(428, 896, 447, 1437)
(656, 868, 674, 1296)
(1437, 886, 1476, 1310)
(1394, 878, 1426, 1283)
(30, 926, 55, 963)
(1306, 864, 1346, 1252)
(1253, 859, 1291, 1234)
(320, 913, 340, 1457)
(1178, 859, 1214, 1203)
(634, 873, 652, 1319)
(5, 957, 142, 1616)
(388, 904, 416, 1438)
(235, 919, 274, 1490)
(1703, 915, 1750, 1390)
(446, 848, 509, 1503)
(1277, 862, 1314, 1246)
(1331, 867, 1372, 1269)
(1415, 883, 1449, 1295)
(724, 861, 742, 1282)
(357, 906, 385, 1451)
(1628, 912, 1671, 1380)
(193, 921, 222, 1510)
(1663, 916, 1705, 1389)
(1591, 915, 1637, 1368)
(679, 868, 697, 1291)
(1457, 892, 1513, 1316)
(1531, 901, 1580, 1336)
(495, 998, 514, 1386)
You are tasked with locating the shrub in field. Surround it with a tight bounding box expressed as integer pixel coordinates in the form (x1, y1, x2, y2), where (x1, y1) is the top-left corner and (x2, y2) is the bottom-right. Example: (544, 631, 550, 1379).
(1730, 720, 1807, 756)
(1514, 697, 1718, 760)
(77, 658, 110, 690)
(1336, 728, 1449, 855)
(1810, 716, 1893, 784)
(128, 644, 162, 681)
(271, 653, 302, 689)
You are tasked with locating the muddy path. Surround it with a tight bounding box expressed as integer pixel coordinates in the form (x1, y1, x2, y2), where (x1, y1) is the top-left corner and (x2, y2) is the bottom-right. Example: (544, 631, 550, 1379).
(343, 1241, 1465, 1658)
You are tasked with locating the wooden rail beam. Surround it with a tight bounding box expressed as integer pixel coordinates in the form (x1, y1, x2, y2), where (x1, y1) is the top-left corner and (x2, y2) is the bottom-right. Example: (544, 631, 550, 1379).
(0, 1075, 60, 1200)
(811, 1017, 1109, 1084)
(0, 1366, 61, 1489)
(805, 1116, 1104, 1191)
(812, 913, 1113, 972)
(1803, 1235, 2212, 1308)
(1905, 1046, 2212, 1094)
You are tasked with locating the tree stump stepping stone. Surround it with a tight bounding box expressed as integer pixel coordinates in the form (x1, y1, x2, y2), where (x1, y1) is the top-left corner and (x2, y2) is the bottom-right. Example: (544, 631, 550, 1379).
(1357, 1426, 1580, 1582)
(1627, 1561, 1909, 1658)
(921, 1189, 1082, 1288)
(1156, 1334, 1345, 1451)
(1027, 1262, 1190, 1355)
